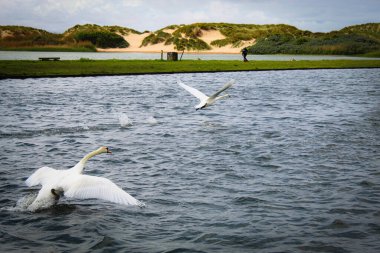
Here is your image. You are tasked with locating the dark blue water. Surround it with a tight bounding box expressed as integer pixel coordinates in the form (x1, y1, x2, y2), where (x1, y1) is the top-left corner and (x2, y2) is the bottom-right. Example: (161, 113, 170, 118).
(0, 69, 379, 253)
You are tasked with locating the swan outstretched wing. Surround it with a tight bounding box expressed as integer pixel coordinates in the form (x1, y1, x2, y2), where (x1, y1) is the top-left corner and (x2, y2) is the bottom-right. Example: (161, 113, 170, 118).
(26, 166, 62, 187)
(210, 79, 234, 99)
(177, 80, 208, 101)
(64, 175, 143, 206)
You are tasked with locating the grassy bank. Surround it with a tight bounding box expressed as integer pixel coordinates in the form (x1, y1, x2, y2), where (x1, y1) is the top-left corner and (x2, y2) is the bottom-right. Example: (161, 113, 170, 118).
(1, 59, 379, 78)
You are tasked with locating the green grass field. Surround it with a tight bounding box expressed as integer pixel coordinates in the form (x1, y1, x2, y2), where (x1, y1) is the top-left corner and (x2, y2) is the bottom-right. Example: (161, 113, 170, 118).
(1, 59, 379, 78)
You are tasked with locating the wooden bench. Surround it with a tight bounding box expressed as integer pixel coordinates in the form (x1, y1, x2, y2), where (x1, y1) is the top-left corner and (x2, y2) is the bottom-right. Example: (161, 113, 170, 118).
(38, 57, 60, 61)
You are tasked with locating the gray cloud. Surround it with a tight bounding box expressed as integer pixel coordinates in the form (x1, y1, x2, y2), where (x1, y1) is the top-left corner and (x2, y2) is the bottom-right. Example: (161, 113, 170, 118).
(0, 0, 379, 33)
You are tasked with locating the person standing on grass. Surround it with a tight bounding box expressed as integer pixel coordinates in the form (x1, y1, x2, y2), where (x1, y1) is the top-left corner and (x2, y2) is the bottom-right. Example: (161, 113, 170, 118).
(242, 47, 248, 62)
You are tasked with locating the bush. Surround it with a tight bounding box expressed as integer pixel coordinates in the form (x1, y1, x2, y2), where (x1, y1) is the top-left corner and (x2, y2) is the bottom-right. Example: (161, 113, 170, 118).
(248, 33, 380, 55)
(172, 37, 210, 51)
(74, 31, 129, 48)
(173, 25, 203, 38)
(79, 58, 93, 61)
(140, 31, 171, 46)
(211, 39, 231, 47)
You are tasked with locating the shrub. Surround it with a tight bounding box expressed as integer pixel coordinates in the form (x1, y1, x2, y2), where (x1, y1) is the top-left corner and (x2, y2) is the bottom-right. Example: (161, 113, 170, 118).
(74, 31, 129, 48)
(140, 31, 171, 46)
(172, 37, 210, 51)
(248, 33, 380, 55)
(211, 39, 231, 47)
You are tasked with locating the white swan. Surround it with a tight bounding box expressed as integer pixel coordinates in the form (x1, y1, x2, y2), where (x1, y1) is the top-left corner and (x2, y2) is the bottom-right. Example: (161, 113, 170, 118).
(177, 79, 234, 110)
(25, 146, 144, 211)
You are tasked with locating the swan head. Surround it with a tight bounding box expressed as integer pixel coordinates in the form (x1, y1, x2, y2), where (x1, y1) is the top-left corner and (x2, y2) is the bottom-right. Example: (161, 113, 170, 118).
(195, 103, 207, 110)
(51, 188, 64, 201)
(96, 146, 112, 154)
(196, 105, 208, 111)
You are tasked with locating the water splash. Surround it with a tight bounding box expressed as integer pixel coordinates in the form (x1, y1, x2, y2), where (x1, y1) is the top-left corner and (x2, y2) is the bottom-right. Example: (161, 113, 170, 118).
(146, 116, 158, 125)
(3, 193, 78, 213)
(118, 113, 133, 128)
(137, 200, 146, 208)
(6, 191, 61, 212)
(3, 193, 37, 212)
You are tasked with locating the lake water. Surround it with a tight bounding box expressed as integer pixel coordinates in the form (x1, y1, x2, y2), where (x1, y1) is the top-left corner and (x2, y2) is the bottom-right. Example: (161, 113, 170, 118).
(1, 50, 380, 61)
(0, 69, 379, 252)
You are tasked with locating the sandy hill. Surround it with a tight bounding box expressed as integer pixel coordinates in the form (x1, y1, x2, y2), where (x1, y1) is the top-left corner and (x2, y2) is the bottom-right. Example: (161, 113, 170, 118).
(98, 26, 255, 54)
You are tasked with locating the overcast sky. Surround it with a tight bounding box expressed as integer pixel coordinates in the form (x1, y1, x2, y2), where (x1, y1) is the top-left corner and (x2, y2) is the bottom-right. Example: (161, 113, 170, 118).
(0, 0, 379, 33)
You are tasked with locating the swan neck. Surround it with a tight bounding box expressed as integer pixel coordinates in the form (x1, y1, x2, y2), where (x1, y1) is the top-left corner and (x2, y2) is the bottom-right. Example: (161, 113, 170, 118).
(215, 94, 229, 101)
(81, 150, 101, 164)
(75, 149, 102, 172)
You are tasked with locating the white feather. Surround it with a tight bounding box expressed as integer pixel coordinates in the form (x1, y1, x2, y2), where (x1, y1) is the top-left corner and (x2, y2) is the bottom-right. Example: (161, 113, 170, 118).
(209, 80, 234, 99)
(177, 79, 234, 110)
(177, 80, 208, 101)
(63, 175, 143, 206)
(25, 166, 62, 187)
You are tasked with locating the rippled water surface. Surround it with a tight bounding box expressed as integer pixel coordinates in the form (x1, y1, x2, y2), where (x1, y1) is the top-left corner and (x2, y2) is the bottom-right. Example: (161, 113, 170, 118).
(0, 69, 379, 252)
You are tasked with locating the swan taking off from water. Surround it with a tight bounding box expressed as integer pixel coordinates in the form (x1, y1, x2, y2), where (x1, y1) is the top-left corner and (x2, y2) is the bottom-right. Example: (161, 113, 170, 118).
(177, 79, 234, 110)
(25, 146, 144, 211)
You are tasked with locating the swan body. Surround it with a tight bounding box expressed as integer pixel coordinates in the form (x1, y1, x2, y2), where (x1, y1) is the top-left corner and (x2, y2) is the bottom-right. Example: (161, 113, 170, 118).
(25, 147, 144, 211)
(177, 79, 234, 110)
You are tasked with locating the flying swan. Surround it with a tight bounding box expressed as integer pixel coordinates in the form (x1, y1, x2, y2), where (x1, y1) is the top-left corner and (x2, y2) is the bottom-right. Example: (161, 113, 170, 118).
(25, 146, 144, 211)
(177, 79, 234, 110)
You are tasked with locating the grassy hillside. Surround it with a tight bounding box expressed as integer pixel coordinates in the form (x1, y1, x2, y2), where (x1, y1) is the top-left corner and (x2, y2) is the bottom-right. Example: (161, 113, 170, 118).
(141, 22, 380, 55)
(0, 25, 96, 51)
(142, 23, 309, 50)
(249, 23, 380, 56)
(63, 24, 143, 48)
(141, 25, 211, 51)
(339, 23, 380, 41)
(63, 24, 141, 37)
(0, 25, 61, 45)
(1, 23, 379, 55)
(0, 24, 140, 51)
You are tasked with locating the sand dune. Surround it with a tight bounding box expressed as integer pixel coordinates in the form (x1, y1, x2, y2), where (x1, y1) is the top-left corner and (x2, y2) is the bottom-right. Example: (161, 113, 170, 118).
(97, 29, 255, 54)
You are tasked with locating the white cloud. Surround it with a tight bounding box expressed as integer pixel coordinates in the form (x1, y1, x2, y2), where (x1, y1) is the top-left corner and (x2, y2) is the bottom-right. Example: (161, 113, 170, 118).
(122, 0, 143, 7)
(207, 1, 240, 21)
